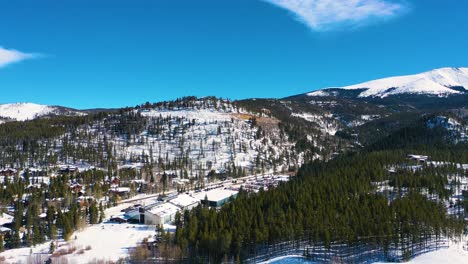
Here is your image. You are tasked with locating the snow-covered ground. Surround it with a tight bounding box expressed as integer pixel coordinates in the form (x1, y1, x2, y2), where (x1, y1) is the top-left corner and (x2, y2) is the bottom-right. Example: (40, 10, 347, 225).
(0, 200, 155, 264)
(426, 115, 467, 142)
(260, 242, 468, 263)
(291, 112, 338, 135)
(0, 103, 55, 121)
(259, 254, 305, 263)
(73, 106, 302, 177)
(66, 223, 154, 263)
(344, 114, 382, 128)
(377, 241, 468, 264)
(0, 102, 84, 121)
(0, 223, 155, 264)
(140, 108, 234, 122)
(136, 108, 269, 170)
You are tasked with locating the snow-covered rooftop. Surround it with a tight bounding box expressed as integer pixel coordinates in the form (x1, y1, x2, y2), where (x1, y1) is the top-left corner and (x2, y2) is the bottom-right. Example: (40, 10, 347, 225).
(110, 187, 131, 193)
(0, 213, 13, 226)
(169, 194, 199, 208)
(194, 189, 238, 202)
(147, 202, 180, 218)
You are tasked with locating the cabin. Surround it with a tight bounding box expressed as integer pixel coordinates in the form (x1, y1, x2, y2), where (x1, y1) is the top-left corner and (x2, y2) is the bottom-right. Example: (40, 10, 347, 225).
(172, 178, 190, 189)
(70, 183, 84, 195)
(0, 227, 11, 239)
(407, 154, 429, 163)
(59, 165, 78, 174)
(111, 177, 121, 186)
(76, 196, 95, 206)
(25, 168, 47, 177)
(0, 168, 17, 177)
(138, 108, 151, 113)
(109, 187, 131, 199)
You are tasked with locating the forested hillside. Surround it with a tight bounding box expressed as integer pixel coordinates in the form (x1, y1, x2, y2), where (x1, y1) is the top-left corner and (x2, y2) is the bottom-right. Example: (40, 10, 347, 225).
(0, 95, 466, 263)
(170, 113, 468, 263)
(0, 97, 319, 257)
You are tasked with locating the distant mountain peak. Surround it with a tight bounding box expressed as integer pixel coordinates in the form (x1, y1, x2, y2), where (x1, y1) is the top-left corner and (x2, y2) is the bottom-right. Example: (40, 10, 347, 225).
(308, 67, 468, 98)
(0, 102, 84, 121)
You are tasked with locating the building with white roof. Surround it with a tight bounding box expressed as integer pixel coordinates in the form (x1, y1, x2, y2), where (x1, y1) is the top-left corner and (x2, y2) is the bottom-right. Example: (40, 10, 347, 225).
(407, 154, 429, 162)
(0, 213, 13, 226)
(143, 202, 180, 225)
(169, 194, 199, 211)
(194, 189, 238, 207)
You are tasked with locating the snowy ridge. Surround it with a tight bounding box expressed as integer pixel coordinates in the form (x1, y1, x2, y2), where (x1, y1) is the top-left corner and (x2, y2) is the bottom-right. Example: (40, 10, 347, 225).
(0, 102, 84, 121)
(0, 103, 55, 121)
(308, 67, 468, 98)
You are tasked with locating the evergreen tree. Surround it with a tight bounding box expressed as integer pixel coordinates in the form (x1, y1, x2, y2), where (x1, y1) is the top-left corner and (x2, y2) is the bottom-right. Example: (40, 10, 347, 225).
(99, 202, 105, 223)
(49, 240, 55, 254)
(89, 201, 99, 225)
(0, 235, 4, 252)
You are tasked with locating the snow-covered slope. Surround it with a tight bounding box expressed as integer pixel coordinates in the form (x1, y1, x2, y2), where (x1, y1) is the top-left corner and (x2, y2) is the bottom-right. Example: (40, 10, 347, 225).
(0, 102, 83, 121)
(262, 241, 468, 264)
(308, 67, 468, 98)
(376, 241, 468, 264)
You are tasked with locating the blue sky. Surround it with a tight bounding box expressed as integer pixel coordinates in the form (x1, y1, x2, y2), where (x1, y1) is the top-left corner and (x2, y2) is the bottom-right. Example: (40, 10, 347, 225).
(0, 0, 467, 109)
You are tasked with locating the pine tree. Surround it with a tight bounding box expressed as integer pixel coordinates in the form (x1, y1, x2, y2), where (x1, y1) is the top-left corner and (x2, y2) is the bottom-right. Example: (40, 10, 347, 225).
(62, 215, 73, 241)
(49, 240, 55, 254)
(89, 201, 99, 224)
(0, 235, 4, 252)
(99, 202, 105, 223)
(10, 201, 23, 248)
(49, 224, 57, 240)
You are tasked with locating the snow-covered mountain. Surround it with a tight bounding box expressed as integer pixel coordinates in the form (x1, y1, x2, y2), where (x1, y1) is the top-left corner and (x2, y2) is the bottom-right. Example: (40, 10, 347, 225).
(0, 102, 84, 121)
(0, 98, 305, 178)
(308, 67, 468, 98)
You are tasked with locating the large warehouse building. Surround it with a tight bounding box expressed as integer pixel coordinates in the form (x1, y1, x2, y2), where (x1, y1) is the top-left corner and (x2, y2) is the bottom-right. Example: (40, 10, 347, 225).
(143, 202, 180, 225)
(194, 189, 238, 207)
(169, 194, 199, 211)
(137, 189, 238, 225)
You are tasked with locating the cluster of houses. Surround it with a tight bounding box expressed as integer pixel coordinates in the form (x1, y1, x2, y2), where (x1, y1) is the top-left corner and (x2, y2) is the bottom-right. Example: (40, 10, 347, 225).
(0, 168, 17, 177)
(0, 162, 96, 181)
(0, 213, 14, 239)
(111, 188, 239, 226)
(403, 154, 468, 172)
(127, 176, 293, 226)
(239, 175, 290, 192)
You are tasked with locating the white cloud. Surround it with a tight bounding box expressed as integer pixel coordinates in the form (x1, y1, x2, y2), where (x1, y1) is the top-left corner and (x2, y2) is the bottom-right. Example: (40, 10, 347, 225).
(263, 0, 407, 31)
(0, 47, 37, 68)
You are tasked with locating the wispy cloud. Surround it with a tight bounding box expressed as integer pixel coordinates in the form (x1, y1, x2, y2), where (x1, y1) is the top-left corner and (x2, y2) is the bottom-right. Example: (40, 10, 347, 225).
(263, 0, 408, 31)
(0, 47, 38, 68)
